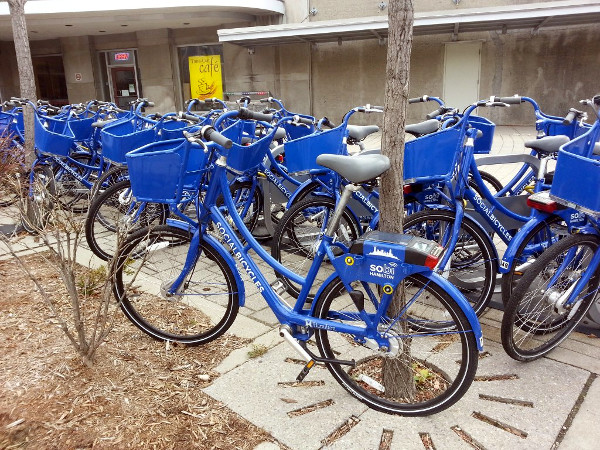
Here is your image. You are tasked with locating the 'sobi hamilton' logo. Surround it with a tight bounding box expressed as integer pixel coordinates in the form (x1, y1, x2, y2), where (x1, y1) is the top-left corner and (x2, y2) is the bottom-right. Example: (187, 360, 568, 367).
(369, 261, 397, 280)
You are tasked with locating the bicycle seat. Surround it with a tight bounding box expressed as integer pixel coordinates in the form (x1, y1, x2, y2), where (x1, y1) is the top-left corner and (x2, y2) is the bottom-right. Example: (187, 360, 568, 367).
(524, 135, 569, 155)
(405, 119, 439, 137)
(347, 125, 379, 141)
(316, 153, 390, 183)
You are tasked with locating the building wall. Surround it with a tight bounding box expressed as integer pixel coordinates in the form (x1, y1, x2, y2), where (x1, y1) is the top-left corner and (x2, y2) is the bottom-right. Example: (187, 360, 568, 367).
(221, 22, 600, 126)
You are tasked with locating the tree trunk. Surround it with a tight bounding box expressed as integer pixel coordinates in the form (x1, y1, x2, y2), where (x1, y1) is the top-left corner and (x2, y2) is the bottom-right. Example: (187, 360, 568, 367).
(7, 0, 37, 165)
(379, 0, 415, 399)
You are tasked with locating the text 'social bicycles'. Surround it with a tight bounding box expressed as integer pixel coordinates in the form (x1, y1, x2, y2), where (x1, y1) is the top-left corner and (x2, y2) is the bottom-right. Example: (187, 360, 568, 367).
(111, 107, 483, 416)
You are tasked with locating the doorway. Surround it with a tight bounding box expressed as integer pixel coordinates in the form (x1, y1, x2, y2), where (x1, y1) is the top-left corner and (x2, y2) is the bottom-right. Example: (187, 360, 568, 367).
(111, 67, 138, 108)
(443, 41, 481, 110)
(99, 49, 141, 108)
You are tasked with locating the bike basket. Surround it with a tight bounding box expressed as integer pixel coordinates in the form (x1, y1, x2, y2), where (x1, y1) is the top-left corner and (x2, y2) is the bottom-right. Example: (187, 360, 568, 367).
(468, 115, 495, 154)
(157, 118, 206, 141)
(281, 121, 315, 141)
(221, 120, 272, 173)
(34, 114, 75, 157)
(126, 138, 207, 204)
(550, 128, 600, 214)
(404, 126, 461, 183)
(67, 117, 95, 142)
(282, 125, 347, 174)
(101, 119, 157, 165)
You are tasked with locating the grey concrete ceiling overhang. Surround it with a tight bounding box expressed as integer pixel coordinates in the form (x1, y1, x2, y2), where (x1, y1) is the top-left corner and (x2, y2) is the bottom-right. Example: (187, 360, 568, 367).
(218, 0, 600, 47)
(0, 0, 284, 40)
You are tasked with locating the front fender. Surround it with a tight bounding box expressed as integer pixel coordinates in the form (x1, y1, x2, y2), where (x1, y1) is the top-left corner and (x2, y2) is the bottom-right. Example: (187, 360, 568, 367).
(165, 219, 246, 306)
(286, 179, 320, 207)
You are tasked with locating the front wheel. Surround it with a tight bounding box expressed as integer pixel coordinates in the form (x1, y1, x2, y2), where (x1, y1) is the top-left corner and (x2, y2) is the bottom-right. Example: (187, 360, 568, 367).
(314, 274, 479, 415)
(85, 179, 168, 261)
(113, 225, 240, 345)
(501, 233, 600, 362)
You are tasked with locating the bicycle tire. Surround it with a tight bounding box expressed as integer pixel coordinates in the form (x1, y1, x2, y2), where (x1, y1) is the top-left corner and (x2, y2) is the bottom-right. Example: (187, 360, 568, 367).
(113, 224, 240, 345)
(403, 209, 497, 316)
(501, 233, 600, 362)
(314, 273, 479, 415)
(469, 170, 503, 197)
(90, 165, 129, 199)
(85, 179, 168, 261)
(22, 165, 56, 233)
(52, 153, 98, 213)
(229, 180, 263, 234)
(500, 215, 567, 306)
(271, 196, 361, 299)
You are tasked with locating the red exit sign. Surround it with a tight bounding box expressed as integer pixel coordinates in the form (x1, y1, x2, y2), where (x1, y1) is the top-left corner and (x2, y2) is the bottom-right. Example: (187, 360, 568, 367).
(114, 52, 130, 61)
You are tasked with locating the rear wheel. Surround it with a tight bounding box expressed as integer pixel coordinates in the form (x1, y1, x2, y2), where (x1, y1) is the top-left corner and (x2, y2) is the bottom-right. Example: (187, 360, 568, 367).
(314, 273, 479, 415)
(501, 233, 600, 361)
(22, 165, 56, 233)
(403, 209, 497, 316)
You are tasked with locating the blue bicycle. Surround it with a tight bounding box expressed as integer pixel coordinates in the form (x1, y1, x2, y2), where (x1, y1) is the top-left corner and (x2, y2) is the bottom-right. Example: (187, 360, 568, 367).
(501, 94, 600, 361)
(111, 107, 483, 415)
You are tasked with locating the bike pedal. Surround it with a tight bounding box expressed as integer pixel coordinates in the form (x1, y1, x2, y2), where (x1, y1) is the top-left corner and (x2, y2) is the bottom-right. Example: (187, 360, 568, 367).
(296, 359, 316, 382)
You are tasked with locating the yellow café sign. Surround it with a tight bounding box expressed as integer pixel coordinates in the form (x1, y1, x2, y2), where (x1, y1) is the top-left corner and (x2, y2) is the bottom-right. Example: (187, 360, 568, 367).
(189, 55, 223, 100)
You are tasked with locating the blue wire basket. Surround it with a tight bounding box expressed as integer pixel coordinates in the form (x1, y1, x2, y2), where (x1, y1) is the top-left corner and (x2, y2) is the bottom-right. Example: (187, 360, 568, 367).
(126, 138, 207, 204)
(156, 118, 208, 141)
(281, 121, 315, 141)
(101, 117, 157, 165)
(221, 120, 274, 173)
(283, 125, 347, 174)
(67, 117, 96, 142)
(550, 124, 600, 214)
(34, 114, 75, 157)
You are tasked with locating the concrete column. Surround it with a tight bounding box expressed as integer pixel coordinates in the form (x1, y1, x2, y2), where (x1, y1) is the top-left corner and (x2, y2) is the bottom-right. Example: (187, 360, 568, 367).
(135, 29, 176, 113)
(60, 36, 96, 103)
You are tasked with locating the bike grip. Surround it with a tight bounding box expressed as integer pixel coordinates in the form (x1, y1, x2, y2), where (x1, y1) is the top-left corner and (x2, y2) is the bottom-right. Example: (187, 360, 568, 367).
(202, 125, 233, 149)
(426, 107, 445, 119)
(181, 113, 201, 122)
(146, 101, 155, 107)
(321, 117, 336, 128)
(409, 97, 424, 104)
(563, 110, 577, 125)
(259, 97, 272, 103)
(293, 115, 314, 125)
(492, 96, 522, 104)
(238, 107, 274, 122)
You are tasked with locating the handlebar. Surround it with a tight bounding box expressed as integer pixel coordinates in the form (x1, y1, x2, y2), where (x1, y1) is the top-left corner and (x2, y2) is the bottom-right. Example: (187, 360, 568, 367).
(200, 125, 233, 149)
(238, 107, 274, 122)
(491, 95, 523, 105)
